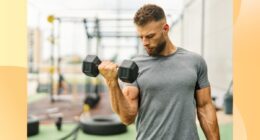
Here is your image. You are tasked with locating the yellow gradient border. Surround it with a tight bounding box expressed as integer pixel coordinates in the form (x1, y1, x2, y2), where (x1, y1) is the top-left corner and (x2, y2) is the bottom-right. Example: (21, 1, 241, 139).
(0, 0, 27, 139)
(234, 0, 260, 139)
(0, 67, 27, 139)
(0, 0, 260, 139)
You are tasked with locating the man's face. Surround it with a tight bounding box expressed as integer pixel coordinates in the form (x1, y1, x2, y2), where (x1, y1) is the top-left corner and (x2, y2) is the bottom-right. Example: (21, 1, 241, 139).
(136, 21, 167, 56)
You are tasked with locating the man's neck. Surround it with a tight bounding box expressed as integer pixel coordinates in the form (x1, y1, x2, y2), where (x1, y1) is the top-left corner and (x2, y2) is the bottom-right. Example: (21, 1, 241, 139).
(160, 41, 177, 56)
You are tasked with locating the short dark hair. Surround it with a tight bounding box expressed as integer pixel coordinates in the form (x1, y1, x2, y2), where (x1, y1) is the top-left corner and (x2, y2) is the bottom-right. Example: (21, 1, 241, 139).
(134, 4, 166, 26)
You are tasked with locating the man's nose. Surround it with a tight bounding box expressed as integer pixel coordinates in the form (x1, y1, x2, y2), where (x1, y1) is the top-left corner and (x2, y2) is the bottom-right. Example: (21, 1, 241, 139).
(142, 38, 149, 46)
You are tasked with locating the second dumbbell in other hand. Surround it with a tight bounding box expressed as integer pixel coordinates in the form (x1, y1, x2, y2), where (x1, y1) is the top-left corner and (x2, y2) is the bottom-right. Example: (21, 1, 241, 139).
(82, 55, 139, 83)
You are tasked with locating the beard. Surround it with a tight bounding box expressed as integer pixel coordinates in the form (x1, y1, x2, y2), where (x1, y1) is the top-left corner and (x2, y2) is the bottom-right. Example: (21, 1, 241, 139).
(147, 40, 166, 56)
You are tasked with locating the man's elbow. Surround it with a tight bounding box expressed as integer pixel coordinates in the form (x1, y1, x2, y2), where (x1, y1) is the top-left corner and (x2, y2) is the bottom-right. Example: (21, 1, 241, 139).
(120, 116, 136, 125)
(197, 101, 217, 117)
(197, 100, 214, 109)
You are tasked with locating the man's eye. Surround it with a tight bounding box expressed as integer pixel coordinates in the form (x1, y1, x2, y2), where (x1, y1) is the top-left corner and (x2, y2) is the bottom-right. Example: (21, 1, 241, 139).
(147, 35, 154, 39)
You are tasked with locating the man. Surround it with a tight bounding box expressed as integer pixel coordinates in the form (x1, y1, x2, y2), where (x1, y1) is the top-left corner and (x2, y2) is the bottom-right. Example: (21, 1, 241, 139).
(98, 4, 220, 140)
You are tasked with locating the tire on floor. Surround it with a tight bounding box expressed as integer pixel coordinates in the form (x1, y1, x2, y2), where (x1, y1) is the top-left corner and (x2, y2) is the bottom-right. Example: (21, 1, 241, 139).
(80, 114, 127, 135)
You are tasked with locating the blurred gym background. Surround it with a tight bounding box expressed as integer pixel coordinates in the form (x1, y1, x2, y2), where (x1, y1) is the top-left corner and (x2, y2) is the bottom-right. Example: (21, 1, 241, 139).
(27, 0, 233, 139)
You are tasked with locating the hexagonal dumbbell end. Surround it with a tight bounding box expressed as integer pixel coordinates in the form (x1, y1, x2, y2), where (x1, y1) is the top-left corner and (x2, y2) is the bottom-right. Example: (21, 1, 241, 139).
(82, 55, 101, 77)
(118, 60, 139, 83)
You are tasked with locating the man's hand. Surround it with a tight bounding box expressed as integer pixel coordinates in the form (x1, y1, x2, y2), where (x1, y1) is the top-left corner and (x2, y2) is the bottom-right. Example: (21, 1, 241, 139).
(98, 61, 118, 82)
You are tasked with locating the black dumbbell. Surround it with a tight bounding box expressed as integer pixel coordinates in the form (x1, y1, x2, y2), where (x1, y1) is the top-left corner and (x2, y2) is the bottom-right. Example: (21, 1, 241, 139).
(82, 55, 139, 83)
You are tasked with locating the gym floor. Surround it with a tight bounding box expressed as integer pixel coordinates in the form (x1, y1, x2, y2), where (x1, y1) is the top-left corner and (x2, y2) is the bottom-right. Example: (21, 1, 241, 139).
(28, 93, 232, 140)
(28, 123, 232, 140)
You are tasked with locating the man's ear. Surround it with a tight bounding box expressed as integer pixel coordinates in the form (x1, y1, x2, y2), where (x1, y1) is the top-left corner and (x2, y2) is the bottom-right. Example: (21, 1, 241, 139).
(163, 24, 170, 32)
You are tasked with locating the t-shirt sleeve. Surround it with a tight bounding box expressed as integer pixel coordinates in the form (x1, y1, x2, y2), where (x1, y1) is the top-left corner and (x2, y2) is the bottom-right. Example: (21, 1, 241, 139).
(195, 57, 210, 90)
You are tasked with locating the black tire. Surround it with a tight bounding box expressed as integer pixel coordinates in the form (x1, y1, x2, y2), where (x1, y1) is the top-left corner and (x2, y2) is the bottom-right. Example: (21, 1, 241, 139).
(80, 114, 127, 135)
(28, 116, 40, 137)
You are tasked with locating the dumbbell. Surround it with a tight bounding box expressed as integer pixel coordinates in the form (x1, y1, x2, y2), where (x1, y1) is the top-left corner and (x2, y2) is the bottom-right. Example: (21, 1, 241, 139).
(82, 55, 139, 83)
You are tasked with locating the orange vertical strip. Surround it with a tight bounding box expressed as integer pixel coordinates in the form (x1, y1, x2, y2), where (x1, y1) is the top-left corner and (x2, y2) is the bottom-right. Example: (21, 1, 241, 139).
(234, 0, 260, 139)
(0, 67, 27, 140)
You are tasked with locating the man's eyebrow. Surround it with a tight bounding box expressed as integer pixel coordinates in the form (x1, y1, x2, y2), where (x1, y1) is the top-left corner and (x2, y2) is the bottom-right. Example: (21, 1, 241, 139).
(138, 32, 155, 38)
(146, 33, 155, 36)
(145, 33, 155, 38)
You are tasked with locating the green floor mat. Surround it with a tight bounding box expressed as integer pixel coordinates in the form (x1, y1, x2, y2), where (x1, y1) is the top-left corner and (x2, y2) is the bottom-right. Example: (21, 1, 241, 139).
(28, 123, 232, 140)
(28, 124, 136, 140)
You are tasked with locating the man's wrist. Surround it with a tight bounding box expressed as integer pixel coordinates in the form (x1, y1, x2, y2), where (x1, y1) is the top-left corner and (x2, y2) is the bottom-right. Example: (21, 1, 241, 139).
(106, 79, 119, 87)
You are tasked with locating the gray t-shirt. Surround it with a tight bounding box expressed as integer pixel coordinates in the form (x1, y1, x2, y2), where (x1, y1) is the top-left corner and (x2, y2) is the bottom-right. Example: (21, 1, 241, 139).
(126, 47, 210, 140)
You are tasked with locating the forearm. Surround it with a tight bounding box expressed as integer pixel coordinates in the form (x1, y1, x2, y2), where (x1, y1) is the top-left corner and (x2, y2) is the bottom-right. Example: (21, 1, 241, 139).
(197, 103, 220, 140)
(106, 80, 136, 124)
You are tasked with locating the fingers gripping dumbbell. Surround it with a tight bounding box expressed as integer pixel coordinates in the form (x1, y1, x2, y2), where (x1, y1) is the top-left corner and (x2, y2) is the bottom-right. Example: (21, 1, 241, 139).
(82, 55, 139, 83)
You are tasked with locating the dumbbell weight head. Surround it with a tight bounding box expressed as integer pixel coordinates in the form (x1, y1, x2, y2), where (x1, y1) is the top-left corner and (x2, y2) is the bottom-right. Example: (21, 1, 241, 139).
(82, 55, 101, 77)
(118, 60, 139, 83)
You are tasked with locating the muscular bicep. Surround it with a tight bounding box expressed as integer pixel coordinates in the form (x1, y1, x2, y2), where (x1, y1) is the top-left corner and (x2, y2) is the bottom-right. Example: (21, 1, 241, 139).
(122, 86, 139, 102)
(122, 86, 139, 114)
(195, 86, 212, 107)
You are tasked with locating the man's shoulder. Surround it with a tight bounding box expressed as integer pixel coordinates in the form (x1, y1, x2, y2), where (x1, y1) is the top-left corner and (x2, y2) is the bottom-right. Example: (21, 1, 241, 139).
(177, 47, 205, 63)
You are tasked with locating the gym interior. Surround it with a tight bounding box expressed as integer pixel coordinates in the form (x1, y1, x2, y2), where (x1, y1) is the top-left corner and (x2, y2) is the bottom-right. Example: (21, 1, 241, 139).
(27, 0, 233, 139)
